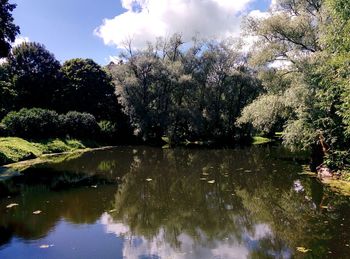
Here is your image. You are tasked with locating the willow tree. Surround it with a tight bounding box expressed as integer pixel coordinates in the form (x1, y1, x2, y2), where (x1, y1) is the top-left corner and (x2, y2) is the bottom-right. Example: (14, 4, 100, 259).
(109, 35, 261, 144)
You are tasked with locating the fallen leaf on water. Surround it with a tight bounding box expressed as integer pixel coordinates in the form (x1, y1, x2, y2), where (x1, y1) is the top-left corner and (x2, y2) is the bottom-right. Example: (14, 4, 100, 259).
(33, 210, 42, 215)
(39, 244, 54, 249)
(146, 178, 153, 182)
(297, 247, 311, 253)
(6, 203, 19, 209)
(207, 180, 215, 184)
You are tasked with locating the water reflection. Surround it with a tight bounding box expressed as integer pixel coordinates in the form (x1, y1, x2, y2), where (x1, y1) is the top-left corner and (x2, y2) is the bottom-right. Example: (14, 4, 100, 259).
(0, 146, 349, 258)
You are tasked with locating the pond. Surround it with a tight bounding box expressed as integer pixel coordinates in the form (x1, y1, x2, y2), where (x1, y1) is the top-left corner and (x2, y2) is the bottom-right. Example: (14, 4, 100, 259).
(0, 145, 349, 258)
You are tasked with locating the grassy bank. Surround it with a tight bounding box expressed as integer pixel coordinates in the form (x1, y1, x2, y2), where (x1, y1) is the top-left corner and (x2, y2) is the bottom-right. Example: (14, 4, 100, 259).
(0, 137, 99, 165)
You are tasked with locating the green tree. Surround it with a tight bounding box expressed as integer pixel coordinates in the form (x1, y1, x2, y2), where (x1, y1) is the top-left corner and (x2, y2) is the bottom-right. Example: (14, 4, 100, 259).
(0, 0, 20, 57)
(0, 64, 15, 119)
(7, 42, 62, 109)
(110, 35, 261, 144)
(59, 58, 120, 121)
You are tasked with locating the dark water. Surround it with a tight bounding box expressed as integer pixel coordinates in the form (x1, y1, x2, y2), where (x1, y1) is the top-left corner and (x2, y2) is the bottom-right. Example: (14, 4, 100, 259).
(0, 146, 350, 259)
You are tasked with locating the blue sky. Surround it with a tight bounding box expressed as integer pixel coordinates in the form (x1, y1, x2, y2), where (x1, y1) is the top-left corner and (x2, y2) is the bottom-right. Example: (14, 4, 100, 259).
(12, 0, 271, 65)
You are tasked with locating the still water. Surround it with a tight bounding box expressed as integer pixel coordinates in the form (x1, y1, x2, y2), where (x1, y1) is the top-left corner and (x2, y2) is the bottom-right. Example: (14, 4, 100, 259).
(0, 146, 349, 259)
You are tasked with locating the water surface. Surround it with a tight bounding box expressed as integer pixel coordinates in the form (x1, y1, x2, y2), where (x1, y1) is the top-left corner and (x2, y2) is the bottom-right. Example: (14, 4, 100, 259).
(0, 146, 349, 258)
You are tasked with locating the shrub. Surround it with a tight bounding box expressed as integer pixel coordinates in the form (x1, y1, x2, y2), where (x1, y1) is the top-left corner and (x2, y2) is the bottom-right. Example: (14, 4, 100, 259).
(1, 108, 61, 139)
(1, 108, 100, 140)
(62, 111, 99, 139)
(98, 120, 118, 142)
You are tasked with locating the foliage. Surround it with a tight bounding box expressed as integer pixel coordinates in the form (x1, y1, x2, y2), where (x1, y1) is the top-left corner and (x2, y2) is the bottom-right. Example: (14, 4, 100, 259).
(238, 0, 350, 161)
(1, 108, 61, 139)
(109, 35, 261, 144)
(0, 0, 20, 57)
(6, 42, 62, 109)
(1, 108, 99, 140)
(98, 120, 118, 142)
(61, 111, 100, 139)
(59, 58, 120, 120)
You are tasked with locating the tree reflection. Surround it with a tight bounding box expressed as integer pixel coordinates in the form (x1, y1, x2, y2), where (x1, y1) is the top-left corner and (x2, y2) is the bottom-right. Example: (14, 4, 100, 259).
(0, 146, 349, 257)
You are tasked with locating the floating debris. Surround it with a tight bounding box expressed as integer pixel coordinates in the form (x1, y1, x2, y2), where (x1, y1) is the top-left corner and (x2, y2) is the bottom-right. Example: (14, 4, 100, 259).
(39, 244, 54, 249)
(146, 178, 153, 182)
(91, 185, 98, 188)
(296, 247, 311, 253)
(109, 209, 117, 213)
(207, 180, 215, 184)
(6, 203, 19, 209)
(33, 210, 42, 215)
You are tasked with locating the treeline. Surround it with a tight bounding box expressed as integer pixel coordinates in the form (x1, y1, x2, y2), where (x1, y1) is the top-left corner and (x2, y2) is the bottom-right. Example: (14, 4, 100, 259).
(1, 0, 350, 170)
(109, 36, 261, 144)
(0, 42, 130, 143)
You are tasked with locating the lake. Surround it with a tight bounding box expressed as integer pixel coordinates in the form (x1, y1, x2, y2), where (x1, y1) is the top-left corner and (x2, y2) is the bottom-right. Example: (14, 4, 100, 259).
(0, 145, 349, 258)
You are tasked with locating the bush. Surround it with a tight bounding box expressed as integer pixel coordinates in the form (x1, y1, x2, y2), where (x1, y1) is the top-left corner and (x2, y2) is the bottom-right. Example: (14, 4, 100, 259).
(62, 111, 99, 139)
(1, 108, 99, 140)
(0, 123, 7, 137)
(1, 108, 61, 139)
(99, 120, 118, 142)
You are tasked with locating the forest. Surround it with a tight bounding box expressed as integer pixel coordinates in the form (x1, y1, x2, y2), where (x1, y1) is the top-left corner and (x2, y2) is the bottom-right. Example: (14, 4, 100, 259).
(0, 0, 350, 178)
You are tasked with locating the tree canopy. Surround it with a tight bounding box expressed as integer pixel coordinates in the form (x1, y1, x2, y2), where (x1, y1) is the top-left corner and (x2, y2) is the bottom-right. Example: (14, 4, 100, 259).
(6, 42, 62, 110)
(0, 0, 20, 57)
(60, 58, 121, 121)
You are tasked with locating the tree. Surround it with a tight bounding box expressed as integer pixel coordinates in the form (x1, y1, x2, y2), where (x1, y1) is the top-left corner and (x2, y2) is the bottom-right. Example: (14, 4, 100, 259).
(110, 35, 261, 144)
(237, 0, 350, 170)
(0, 0, 20, 57)
(59, 58, 121, 121)
(0, 64, 15, 119)
(7, 42, 62, 109)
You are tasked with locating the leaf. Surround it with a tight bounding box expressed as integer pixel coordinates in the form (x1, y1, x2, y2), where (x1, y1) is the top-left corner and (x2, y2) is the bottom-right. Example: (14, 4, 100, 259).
(39, 244, 54, 249)
(6, 203, 19, 208)
(297, 247, 311, 253)
(207, 180, 215, 184)
(33, 210, 42, 215)
(146, 178, 153, 182)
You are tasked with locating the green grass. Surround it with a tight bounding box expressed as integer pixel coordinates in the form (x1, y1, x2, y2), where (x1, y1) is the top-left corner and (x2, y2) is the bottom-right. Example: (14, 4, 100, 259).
(323, 179, 350, 196)
(252, 136, 272, 145)
(0, 137, 91, 165)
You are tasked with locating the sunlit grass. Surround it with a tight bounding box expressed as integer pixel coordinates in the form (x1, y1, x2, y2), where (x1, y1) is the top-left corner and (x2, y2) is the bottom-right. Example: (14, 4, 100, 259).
(252, 136, 272, 145)
(0, 137, 88, 165)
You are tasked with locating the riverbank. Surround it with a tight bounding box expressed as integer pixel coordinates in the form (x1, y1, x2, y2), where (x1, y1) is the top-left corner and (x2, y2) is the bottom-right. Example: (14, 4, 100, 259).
(0, 137, 100, 166)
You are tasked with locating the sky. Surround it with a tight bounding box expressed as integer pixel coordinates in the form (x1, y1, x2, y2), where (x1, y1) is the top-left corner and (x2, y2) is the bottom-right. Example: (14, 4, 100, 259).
(12, 0, 272, 65)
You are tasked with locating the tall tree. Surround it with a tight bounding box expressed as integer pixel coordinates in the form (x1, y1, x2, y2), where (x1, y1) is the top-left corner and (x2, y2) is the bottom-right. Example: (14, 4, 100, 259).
(0, 0, 20, 57)
(60, 58, 120, 121)
(110, 35, 261, 144)
(7, 42, 62, 109)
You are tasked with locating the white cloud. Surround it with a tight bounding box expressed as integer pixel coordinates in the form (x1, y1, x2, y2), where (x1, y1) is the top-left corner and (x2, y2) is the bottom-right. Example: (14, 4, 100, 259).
(100, 213, 277, 259)
(0, 36, 30, 64)
(95, 0, 255, 49)
(12, 36, 30, 47)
